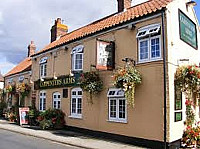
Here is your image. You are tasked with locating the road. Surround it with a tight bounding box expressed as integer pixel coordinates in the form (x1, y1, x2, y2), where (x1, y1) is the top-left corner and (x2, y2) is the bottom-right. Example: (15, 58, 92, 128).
(0, 129, 82, 149)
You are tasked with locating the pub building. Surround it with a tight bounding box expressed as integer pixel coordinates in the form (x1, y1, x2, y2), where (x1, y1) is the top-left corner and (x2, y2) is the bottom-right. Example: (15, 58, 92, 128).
(30, 0, 199, 148)
(4, 41, 36, 108)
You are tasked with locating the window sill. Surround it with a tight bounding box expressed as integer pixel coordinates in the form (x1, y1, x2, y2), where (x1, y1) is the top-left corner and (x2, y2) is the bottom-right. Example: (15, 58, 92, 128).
(68, 115, 83, 119)
(138, 58, 163, 64)
(107, 119, 127, 124)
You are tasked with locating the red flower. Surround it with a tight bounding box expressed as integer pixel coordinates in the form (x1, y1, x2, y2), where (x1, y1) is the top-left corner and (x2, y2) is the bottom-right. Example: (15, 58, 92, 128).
(185, 100, 192, 106)
(52, 117, 57, 124)
(188, 66, 192, 70)
(37, 116, 44, 121)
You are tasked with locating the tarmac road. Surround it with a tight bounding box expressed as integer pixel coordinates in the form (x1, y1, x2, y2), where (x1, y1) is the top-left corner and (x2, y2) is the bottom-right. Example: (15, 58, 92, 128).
(0, 129, 82, 149)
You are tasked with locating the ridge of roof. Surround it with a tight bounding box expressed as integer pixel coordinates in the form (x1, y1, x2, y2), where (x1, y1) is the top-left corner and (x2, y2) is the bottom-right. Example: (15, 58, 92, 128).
(5, 57, 32, 78)
(33, 0, 172, 57)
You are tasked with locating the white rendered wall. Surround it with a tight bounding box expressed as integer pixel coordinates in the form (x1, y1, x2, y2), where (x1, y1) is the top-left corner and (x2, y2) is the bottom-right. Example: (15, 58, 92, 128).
(166, 0, 200, 142)
(0, 82, 3, 89)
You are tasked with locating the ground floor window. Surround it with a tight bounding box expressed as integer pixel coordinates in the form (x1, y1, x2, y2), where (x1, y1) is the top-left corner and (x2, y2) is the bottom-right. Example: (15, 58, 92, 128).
(109, 98, 127, 123)
(71, 88, 82, 118)
(53, 92, 61, 109)
(39, 91, 46, 111)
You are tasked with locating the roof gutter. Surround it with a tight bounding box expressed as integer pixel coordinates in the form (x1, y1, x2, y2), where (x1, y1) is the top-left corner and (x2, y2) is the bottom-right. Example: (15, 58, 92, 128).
(32, 11, 164, 58)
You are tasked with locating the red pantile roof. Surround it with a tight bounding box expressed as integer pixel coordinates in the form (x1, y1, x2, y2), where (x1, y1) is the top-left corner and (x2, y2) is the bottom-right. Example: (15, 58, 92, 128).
(33, 0, 172, 56)
(5, 57, 32, 77)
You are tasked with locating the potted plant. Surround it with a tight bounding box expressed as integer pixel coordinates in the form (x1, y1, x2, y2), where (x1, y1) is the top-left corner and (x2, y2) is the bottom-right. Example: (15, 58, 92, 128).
(79, 71, 103, 103)
(113, 65, 142, 107)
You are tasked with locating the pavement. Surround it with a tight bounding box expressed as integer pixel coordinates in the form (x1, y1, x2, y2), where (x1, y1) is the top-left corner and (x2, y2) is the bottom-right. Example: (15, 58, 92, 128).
(0, 119, 144, 149)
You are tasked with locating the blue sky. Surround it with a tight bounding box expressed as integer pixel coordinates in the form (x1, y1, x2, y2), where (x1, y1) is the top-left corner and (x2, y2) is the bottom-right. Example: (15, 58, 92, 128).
(194, 2, 200, 22)
(0, 0, 199, 75)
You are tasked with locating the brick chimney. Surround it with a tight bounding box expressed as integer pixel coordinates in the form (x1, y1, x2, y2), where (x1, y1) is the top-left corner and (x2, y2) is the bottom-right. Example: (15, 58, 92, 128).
(28, 41, 36, 57)
(50, 18, 68, 43)
(117, 0, 132, 12)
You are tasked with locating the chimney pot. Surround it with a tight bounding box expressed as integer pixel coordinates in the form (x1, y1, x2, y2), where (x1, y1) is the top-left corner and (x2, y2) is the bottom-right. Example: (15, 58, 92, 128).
(28, 41, 36, 57)
(117, 0, 132, 12)
(50, 18, 68, 43)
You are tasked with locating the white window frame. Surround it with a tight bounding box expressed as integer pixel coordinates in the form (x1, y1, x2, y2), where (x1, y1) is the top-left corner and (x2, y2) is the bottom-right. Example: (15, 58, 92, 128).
(150, 35, 162, 60)
(39, 91, 46, 111)
(53, 92, 61, 109)
(108, 97, 127, 123)
(73, 53, 83, 71)
(138, 35, 161, 63)
(138, 38, 149, 62)
(40, 63, 47, 78)
(70, 88, 82, 119)
(71, 45, 84, 71)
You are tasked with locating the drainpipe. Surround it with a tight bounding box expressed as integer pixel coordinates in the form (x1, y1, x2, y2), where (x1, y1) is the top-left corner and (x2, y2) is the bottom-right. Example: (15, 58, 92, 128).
(161, 10, 167, 149)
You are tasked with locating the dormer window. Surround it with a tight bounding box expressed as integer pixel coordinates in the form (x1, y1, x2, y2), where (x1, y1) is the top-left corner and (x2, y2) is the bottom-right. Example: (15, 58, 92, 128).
(39, 57, 48, 78)
(71, 45, 84, 71)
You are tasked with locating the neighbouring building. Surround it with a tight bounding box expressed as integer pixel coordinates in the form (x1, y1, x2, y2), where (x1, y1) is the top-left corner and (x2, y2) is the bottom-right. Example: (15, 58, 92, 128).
(30, 0, 199, 148)
(0, 73, 4, 89)
(4, 41, 36, 108)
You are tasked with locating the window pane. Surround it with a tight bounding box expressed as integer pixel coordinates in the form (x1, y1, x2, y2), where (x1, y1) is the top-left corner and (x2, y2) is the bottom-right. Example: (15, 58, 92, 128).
(77, 98, 82, 114)
(58, 95, 61, 98)
(72, 98, 76, 113)
(75, 54, 83, 70)
(140, 40, 148, 60)
(44, 64, 47, 76)
(151, 38, 160, 58)
(119, 99, 126, 119)
(40, 98, 42, 110)
(58, 101, 61, 109)
(54, 101, 57, 108)
(78, 91, 82, 95)
(72, 91, 76, 95)
(110, 99, 116, 118)
(54, 95, 56, 99)
(43, 98, 46, 110)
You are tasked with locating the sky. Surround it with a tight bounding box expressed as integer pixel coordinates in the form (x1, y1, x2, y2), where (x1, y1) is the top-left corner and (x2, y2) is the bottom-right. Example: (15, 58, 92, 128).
(0, 0, 199, 75)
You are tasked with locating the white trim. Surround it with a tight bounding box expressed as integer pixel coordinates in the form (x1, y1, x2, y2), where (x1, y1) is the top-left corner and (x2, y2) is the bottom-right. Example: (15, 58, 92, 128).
(71, 45, 84, 54)
(39, 91, 46, 111)
(138, 38, 149, 62)
(53, 92, 61, 109)
(40, 63, 47, 78)
(18, 76, 24, 82)
(138, 35, 162, 63)
(150, 35, 162, 60)
(72, 53, 83, 71)
(107, 88, 124, 98)
(108, 98, 127, 123)
(39, 57, 48, 64)
(70, 88, 83, 118)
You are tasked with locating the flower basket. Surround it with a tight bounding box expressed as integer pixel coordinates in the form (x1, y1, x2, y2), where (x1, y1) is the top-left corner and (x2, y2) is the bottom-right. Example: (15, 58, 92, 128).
(79, 71, 103, 103)
(113, 65, 142, 107)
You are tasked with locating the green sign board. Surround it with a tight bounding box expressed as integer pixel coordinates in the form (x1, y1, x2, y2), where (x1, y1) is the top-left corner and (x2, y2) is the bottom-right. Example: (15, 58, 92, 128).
(174, 84, 182, 110)
(34, 74, 80, 90)
(175, 112, 182, 122)
(179, 9, 198, 49)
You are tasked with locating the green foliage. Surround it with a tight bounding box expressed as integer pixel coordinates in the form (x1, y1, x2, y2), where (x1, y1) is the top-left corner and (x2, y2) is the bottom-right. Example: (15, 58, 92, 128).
(37, 109, 65, 130)
(113, 65, 142, 107)
(79, 71, 103, 94)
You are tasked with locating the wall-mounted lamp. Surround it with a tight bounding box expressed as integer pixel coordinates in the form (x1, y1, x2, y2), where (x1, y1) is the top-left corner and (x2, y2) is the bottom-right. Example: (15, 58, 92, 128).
(53, 73, 57, 79)
(40, 78, 44, 82)
(70, 70, 74, 77)
(65, 46, 68, 51)
(122, 58, 136, 66)
(127, 24, 136, 30)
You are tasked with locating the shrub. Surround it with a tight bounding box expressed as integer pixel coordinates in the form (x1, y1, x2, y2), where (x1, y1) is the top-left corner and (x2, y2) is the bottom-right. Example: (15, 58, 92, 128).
(37, 109, 65, 130)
